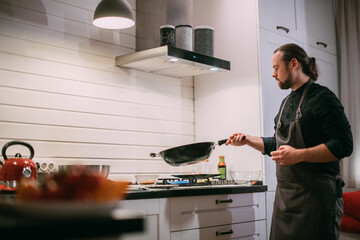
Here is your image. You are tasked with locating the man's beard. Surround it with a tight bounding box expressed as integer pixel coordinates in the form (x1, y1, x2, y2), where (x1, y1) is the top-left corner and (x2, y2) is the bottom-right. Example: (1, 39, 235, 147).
(278, 79, 291, 89)
(278, 66, 292, 89)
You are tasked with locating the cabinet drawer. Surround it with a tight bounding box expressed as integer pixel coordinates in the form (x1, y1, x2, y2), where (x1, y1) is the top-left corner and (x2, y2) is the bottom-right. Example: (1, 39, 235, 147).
(170, 193, 265, 231)
(119, 199, 160, 215)
(171, 220, 266, 240)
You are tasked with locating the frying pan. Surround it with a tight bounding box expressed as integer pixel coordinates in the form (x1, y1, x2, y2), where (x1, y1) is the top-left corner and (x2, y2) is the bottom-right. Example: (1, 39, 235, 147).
(150, 139, 229, 166)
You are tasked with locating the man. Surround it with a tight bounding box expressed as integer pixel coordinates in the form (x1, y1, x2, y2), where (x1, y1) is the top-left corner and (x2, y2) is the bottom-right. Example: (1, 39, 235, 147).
(226, 43, 353, 240)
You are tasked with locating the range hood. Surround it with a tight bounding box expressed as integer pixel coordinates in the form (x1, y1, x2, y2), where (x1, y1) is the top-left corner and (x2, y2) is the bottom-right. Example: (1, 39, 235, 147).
(115, 0, 230, 78)
(115, 45, 230, 78)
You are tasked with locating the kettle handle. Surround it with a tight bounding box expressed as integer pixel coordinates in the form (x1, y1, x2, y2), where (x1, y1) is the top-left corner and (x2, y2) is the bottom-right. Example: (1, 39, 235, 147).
(2, 141, 35, 160)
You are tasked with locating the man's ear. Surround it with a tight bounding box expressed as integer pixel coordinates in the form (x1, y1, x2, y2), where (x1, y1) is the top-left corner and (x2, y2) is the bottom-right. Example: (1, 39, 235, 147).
(290, 58, 299, 70)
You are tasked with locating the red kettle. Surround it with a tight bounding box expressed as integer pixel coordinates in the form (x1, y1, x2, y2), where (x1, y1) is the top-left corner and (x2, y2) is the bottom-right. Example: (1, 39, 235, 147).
(0, 141, 37, 187)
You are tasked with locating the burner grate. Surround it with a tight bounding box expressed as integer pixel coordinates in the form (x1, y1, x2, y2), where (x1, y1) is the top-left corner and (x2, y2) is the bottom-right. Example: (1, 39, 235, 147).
(158, 174, 219, 186)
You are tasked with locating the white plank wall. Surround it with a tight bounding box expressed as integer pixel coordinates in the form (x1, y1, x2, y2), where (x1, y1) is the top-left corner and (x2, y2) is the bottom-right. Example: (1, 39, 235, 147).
(0, 0, 198, 182)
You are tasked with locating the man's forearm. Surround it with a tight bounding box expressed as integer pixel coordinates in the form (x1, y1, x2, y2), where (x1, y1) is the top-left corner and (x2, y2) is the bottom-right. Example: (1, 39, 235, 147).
(226, 133, 265, 154)
(245, 135, 265, 153)
(299, 143, 338, 163)
(271, 143, 338, 165)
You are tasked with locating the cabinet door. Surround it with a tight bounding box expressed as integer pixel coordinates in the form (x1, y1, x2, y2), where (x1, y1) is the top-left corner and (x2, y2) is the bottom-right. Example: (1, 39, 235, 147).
(300, 0, 336, 54)
(258, 0, 303, 41)
(171, 220, 266, 240)
(305, 45, 339, 96)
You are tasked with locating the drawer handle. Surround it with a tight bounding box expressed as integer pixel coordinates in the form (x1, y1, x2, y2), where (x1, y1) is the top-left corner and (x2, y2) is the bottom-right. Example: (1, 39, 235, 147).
(215, 199, 233, 204)
(316, 41, 328, 48)
(216, 229, 233, 236)
(276, 26, 289, 33)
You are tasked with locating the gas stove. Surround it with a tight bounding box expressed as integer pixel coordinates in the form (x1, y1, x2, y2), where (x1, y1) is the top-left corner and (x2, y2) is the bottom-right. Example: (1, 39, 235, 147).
(131, 174, 240, 191)
(160, 174, 217, 186)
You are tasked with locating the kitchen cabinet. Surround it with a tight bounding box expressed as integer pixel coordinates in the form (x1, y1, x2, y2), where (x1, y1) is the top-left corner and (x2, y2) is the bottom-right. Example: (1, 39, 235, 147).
(258, 1, 338, 237)
(258, 0, 303, 41)
(170, 192, 266, 239)
(259, 0, 337, 55)
(259, 0, 338, 189)
(300, 0, 337, 55)
(118, 190, 267, 240)
(305, 45, 339, 96)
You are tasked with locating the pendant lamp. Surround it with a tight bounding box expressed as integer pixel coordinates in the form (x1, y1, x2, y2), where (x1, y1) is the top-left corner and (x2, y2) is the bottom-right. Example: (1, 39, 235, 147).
(93, 0, 135, 29)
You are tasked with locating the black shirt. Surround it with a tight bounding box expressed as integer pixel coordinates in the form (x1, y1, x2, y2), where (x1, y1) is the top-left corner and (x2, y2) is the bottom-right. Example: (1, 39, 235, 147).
(262, 80, 353, 175)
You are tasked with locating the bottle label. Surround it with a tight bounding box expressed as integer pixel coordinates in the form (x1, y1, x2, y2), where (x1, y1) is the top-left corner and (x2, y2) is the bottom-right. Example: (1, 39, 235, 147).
(218, 167, 226, 179)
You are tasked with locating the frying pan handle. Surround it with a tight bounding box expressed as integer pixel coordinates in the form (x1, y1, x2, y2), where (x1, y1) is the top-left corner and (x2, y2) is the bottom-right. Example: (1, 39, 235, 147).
(218, 136, 246, 146)
(218, 139, 228, 146)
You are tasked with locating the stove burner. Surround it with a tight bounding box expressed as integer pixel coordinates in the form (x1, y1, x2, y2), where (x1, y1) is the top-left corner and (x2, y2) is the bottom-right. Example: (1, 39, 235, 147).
(158, 174, 220, 186)
(159, 178, 190, 185)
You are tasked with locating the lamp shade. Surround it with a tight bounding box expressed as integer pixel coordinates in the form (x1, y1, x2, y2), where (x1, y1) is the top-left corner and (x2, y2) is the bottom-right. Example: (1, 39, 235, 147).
(93, 0, 135, 29)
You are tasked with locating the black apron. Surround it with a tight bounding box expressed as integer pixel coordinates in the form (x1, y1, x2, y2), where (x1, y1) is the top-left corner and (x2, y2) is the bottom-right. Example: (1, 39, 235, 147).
(270, 80, 339, 240)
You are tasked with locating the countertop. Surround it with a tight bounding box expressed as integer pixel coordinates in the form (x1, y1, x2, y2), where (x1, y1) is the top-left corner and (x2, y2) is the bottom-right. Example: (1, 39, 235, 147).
(125, 184, 268, 200)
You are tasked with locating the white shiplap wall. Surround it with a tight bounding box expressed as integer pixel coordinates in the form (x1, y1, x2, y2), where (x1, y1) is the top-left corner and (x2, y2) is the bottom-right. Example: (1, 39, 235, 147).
(0, 0, 198, 182)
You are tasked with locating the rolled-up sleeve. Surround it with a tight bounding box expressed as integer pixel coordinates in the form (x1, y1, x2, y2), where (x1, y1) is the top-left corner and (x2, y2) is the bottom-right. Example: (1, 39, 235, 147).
(313, 91, 353, 159)
(262, 136, 276, 156)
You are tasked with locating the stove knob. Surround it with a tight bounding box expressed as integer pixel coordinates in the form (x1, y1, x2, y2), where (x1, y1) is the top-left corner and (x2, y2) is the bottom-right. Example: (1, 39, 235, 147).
(22, 166, 32, 178)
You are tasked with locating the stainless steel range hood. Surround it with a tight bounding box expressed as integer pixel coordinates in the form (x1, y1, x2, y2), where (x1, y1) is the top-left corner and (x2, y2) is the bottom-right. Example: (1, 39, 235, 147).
(115, 45, 230, 78)
(115, 0, 230, 78)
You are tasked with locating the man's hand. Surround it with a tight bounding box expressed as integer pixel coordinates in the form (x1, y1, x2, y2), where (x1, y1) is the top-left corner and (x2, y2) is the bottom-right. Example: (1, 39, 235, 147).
(270, 145, 302, 165)
(226, 133, 246, 146)
(271, 143, 338, 165)
(225, 133, 265, 153)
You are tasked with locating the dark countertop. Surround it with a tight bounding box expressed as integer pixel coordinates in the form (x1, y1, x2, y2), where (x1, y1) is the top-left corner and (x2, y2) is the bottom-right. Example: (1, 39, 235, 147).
(125, 184, 268, 200)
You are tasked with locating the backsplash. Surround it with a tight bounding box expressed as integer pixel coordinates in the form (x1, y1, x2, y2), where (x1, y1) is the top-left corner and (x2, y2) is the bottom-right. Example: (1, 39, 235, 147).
(0, 0, 198, 182)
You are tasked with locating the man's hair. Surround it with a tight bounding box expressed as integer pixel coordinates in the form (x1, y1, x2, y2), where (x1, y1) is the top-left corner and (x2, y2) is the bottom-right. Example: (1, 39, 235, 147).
(274, 43, 319, 81)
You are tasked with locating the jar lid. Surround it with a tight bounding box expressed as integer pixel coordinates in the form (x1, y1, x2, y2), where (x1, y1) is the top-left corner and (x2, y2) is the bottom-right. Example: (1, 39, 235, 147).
(175, 24, 192, 28)
(194, 25, 215, 31)
(160, 25, 175, 29)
